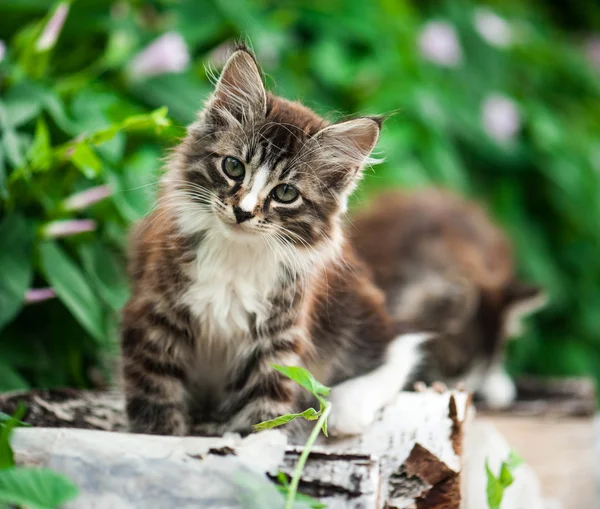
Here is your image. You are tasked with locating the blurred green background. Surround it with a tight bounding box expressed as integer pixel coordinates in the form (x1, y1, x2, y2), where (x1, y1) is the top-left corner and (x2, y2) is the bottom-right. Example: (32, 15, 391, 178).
(1, 0, 599, 394)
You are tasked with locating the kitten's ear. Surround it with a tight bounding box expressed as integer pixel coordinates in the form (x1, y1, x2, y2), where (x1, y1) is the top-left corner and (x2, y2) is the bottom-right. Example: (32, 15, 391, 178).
(210, 48, 266, 122)
(502, 280, 547, 338)
(313, 117, 382, 192)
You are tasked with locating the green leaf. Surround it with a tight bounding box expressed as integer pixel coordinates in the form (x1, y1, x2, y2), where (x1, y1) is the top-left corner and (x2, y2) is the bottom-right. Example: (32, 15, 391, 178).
(79, 242, 130, 312)
(0, 362, 30, 392)
(0, 467, 79, 509)
(0, 145, 6, 198)
(485, 461, 503, 509)
(0, 215, 33, 331)
(506, 451, 524, 470)
(2, 129, 26, 168)
(68, 143, 102, 178)
(39, 241, 105, 343)
(498, 463, 514, 488)
(1, 83, 43, 128)
(0, 405, 26, 470)
(27, 118, 52, 171)
(253, 407, 319, 432)
(271, 365, 330, 399)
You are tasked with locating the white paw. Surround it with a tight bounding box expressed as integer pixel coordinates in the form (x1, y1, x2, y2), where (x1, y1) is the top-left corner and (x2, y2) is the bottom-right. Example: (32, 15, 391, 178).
(480, 371, 516, 409)
(327, 379, 379, 437)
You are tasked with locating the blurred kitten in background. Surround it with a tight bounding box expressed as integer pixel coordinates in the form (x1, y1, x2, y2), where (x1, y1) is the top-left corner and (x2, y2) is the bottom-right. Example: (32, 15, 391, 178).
(350, 189, 547, 408)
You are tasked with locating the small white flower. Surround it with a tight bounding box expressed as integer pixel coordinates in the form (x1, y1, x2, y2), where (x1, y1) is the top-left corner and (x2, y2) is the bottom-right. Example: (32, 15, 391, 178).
(0, 41, 6, 63)
(36, 2, 69, 51)
(584, 36, 600, 70)
(25, 288, 56, 304)
(42, 219, 96, 238)
(63, 185, 112, 211)
(482, 94, 521, 143)
(418, 21, 462, 67)
(129, 32, 190, 79)
(474, 8, 513, 48)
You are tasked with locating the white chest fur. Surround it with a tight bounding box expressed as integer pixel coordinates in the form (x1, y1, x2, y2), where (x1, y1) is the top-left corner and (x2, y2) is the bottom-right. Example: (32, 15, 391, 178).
(182, 233, 282, 340)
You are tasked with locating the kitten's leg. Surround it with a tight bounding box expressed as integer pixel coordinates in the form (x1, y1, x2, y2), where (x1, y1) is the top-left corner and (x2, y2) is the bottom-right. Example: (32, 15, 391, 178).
(121, 306, 193, 436)
(217, 330, 303, 436)
(478, 362, 516, 409)
(328, 333, 428, 436)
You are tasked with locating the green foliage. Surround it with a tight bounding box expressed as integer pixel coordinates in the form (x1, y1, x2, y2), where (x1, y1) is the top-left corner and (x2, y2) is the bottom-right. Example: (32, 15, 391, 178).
(253, 365, 329, 435)
(253, 366, 331, 509)
(275, 472, 326, 509)
(0, 407, 79, 509)
(0, 0, 599, 392)
(486, 451, 524, 509)
(0, 467, 79, 509)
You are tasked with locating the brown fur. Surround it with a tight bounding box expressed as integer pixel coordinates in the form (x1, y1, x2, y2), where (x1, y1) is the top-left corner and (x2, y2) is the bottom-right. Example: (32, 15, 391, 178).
(120, 46, 416, 436)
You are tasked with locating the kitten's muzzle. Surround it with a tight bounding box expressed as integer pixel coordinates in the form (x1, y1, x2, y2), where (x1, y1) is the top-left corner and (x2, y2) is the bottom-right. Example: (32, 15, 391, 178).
(233, 206, 254, 224)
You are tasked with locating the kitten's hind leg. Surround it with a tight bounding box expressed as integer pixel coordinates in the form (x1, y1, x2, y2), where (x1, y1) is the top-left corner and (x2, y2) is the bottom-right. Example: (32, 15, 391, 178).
(327, 333, 429, 436)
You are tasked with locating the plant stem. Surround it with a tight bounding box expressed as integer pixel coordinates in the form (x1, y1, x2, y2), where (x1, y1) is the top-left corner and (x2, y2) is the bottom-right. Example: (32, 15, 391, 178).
(285, 402, 331, 509)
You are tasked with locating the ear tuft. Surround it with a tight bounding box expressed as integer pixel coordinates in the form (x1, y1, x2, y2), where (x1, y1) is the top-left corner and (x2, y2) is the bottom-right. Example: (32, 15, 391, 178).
(314, 117, 382, 171)
(211, 48, 266, 122)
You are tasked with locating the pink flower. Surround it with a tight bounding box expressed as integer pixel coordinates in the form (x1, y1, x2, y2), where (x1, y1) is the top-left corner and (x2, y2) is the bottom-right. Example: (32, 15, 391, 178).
(42, 219, 96, 238)
(584, 36, 600, 70)
(474, 8, 513, 48)
(36, 2, 69, 51)
(0, 41, 6, 63)
(418, 21, 462, 68)
(63, 185, 112, 211)
(25, 288, 56, 304)
(129, 32, 190, 79)
(482, 94, 521, 143)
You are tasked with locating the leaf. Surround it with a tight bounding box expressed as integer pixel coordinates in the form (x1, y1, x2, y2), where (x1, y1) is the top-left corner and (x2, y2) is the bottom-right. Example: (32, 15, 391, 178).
(79, 242, 130, 312)
(68, 143, 102, 178)
(0, 215, 33, 331)
(253, 407, 319, 432)
(0, 405, 26, 470)
(0, 467, 79, 509)
(2, 128, 26, 168)
(0, 362, 30, 392)
(506, 451, 524, 470)
(39, 241, 105, 343)
(485, 461, 503, 509)
(1, 83, 43, 128)
(498, 463, 514, 488)
(271, 365, 330, 399)
(27, 118, 52, 171)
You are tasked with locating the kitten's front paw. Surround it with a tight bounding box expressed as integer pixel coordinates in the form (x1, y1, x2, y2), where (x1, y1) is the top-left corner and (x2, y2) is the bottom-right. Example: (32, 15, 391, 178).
(327, 380, 379, 437)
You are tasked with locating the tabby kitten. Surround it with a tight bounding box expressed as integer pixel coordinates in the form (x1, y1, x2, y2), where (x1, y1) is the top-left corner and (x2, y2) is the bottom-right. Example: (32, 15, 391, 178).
(120, 46, 425, 437)
(350, 189, 546, 408)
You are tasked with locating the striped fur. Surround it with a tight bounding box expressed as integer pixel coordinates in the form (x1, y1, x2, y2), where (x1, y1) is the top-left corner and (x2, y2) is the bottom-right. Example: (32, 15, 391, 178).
(121, 45, 422, 436)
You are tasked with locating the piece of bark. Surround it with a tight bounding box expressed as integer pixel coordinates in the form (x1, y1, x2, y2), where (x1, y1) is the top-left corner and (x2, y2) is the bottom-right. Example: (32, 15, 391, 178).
(3, 388, 473, 508)
(317, 389, 472, 509)
(12, 427, 304, 509)
(278, 448, 380, 509)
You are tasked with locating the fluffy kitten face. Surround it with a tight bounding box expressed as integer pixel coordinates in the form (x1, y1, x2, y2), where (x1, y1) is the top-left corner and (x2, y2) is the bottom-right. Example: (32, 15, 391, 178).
(165, 47, 380, 254)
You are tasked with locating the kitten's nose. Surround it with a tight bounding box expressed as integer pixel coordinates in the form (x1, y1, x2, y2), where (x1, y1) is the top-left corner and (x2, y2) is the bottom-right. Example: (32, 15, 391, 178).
(233, 206, 253, 224)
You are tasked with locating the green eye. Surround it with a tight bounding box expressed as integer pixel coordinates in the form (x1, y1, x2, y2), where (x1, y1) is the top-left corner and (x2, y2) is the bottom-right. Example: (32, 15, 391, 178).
(222, 156, 245, 180)
(272, 184, 300, 204)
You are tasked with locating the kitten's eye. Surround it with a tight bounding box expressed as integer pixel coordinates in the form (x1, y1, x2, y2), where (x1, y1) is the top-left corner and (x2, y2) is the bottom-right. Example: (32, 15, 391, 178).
(222, 156, 245, 180)
(272, 184, 300, 204)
